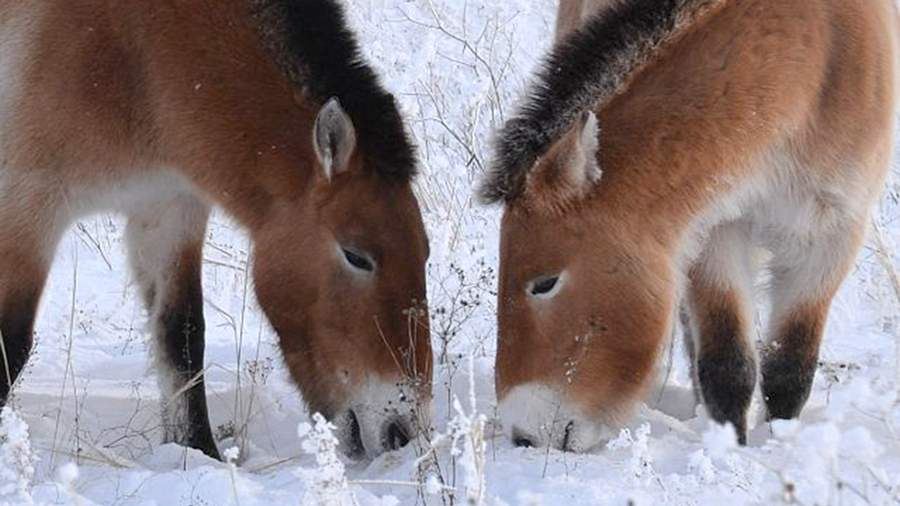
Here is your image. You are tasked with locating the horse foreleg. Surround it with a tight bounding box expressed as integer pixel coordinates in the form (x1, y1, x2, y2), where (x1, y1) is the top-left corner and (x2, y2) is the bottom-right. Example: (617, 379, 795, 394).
(126, 194, 220, 460)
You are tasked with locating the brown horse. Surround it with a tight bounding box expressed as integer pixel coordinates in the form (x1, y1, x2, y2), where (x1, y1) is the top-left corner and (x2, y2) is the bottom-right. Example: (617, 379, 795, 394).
(0, 0, 432, 459)
(481, 0, 898, 450)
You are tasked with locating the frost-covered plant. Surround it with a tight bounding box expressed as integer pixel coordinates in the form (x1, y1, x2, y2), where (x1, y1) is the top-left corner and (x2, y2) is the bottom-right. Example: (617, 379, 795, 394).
(870, 220, 900, 389)
(607, 423, 655, 485)
(224, 446, 241, 505)
(446, 356, 487, 506)
(700, 422, 738, 462)
(57, 463, 82, 506)
(686, 449, 717, 484)
(431, 259, 496, 366)
(415, 354, 487, 506)
(297, 414, 356, 506)
(0, 408, 35, 505)
(449, 401, 486, 506)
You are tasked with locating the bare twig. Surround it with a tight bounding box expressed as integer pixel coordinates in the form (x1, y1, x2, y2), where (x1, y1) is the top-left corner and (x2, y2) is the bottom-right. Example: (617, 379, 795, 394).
(871, 220, 900, 389)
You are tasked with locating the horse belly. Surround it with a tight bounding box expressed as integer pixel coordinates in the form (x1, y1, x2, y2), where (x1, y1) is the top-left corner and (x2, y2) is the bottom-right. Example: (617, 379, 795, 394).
(67, 170, 197, 220)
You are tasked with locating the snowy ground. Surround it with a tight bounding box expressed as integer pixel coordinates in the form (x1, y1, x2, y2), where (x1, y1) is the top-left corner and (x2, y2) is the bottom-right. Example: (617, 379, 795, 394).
(2, 1, 900, 504)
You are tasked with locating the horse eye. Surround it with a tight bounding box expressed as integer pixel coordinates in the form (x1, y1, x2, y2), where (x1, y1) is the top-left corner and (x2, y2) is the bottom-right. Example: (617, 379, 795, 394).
(530, 276, 560, 297)
(342, 248, 374, 272)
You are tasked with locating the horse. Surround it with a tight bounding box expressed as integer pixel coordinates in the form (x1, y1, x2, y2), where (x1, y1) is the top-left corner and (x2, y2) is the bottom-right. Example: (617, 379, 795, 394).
(0, 0, 432, 460)
(480, 0, 898, 450)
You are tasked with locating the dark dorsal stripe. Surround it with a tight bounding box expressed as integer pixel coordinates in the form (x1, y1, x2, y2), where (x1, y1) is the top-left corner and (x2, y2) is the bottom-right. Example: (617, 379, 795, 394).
(479, 0, 728, 204)
(252, 0, 416, 180)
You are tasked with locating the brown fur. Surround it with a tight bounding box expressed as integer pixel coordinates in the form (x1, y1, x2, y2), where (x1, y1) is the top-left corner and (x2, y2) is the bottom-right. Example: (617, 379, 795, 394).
(492, 0, 897, 449)
(0, 0, 431, 458)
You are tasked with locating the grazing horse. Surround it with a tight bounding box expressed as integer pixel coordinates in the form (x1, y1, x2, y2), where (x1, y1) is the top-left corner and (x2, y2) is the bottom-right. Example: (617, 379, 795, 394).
(0, 0, 432, 459)
(481, 0, 898, 450)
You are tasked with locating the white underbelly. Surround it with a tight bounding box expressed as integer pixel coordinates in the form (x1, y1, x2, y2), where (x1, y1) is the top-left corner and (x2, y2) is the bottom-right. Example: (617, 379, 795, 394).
(67, 169, 197, 220)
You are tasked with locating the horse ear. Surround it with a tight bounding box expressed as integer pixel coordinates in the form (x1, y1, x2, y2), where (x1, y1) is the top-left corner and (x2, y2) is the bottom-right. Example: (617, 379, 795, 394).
(313, 98, 357, 180)
(525, 111, 601, 205)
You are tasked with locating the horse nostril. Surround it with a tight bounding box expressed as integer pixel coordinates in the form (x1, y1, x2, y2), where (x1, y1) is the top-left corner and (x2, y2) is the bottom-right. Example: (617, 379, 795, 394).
(345, 410, 364, 458)
(512, 428, 536, 448)
(562, 421, 575, 452)
(386, 421, 410, 451)
(513, 436, 534, 448)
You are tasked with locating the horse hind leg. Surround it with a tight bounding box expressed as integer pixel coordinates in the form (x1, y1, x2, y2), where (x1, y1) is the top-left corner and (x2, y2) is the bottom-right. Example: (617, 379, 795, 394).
(686, 222, 757, 444)
(761, 222, 865, 420)
(126, 194, 220, 460)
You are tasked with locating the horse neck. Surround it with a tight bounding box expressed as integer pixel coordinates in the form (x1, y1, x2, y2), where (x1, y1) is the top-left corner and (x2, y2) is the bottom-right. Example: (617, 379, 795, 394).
(587, 7, 770, 250)
(128, 1, 318, 228)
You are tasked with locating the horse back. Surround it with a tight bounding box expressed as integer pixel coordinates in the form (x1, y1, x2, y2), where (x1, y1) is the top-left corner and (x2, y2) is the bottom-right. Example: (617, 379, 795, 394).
(599, 0, 897, 216)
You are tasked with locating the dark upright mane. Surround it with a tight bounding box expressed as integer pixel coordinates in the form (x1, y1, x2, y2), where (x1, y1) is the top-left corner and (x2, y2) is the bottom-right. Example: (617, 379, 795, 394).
(479, 0, 728, 204)
(252, 0, 416, 181)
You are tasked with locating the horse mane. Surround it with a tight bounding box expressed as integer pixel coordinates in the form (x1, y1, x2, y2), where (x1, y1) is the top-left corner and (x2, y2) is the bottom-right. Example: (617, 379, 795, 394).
(478, 0, 729, 204)
(251, 0, 416, 181)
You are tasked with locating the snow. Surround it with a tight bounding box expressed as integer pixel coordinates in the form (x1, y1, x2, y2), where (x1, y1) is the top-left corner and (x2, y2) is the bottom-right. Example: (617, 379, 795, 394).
(3, 0, 900, 504)
(0, 408, 35, 505)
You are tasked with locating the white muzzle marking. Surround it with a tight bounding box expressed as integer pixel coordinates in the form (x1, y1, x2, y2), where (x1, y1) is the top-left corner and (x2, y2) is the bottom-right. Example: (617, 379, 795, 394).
(338, 378, 432, 458)
(498, 382, 615, 452)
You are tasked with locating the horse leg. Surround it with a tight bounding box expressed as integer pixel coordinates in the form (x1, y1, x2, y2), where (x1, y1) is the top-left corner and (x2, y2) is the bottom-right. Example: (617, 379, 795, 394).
(686, 222, 757, 444)
(0, 181, 64, 405)
(678, 304, 702, 404)
(125, 194, 220, 460)
(761, 222, 865, 420)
